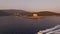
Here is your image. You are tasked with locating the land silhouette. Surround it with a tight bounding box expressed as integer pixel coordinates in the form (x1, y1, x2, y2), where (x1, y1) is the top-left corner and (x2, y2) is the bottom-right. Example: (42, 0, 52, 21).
(0, 9, 60, 16)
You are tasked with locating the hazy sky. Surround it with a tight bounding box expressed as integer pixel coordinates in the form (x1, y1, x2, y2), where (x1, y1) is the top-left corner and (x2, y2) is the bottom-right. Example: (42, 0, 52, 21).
(0, 0, 60, 12)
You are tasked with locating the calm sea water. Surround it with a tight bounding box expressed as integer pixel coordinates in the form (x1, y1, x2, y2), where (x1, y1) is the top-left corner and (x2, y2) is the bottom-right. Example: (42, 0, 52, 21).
(0, 16, 60, 34)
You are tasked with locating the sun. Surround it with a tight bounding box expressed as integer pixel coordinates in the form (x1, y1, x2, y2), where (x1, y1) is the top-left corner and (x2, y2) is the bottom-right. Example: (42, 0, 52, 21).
(33, 14, 38, 17)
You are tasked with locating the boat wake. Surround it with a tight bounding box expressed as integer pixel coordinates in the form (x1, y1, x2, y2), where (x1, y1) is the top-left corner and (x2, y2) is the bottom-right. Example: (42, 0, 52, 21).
(36, 25, 60, 34)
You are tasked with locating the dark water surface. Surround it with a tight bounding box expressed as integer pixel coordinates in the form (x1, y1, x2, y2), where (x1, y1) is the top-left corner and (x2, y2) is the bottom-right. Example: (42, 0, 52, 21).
(0, 16, 60, 34)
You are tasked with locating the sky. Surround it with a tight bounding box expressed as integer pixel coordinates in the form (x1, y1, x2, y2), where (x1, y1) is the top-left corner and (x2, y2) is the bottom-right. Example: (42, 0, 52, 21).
(0, 0, 60, 12)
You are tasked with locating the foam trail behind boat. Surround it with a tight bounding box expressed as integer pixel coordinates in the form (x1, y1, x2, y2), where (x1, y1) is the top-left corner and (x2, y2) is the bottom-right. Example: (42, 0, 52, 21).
(37, 25, 60, 34)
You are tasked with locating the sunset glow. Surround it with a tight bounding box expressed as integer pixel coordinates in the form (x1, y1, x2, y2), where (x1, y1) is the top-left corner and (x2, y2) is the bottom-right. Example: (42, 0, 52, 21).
(0, 0, 60, 12)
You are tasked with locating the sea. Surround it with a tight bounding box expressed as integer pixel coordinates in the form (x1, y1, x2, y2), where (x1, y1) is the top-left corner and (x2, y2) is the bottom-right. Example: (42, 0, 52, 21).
(0, 16, 60, 34)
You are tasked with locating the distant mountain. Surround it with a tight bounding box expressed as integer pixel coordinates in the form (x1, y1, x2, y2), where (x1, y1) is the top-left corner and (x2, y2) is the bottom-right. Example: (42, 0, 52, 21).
(0, 10, 60, 16)
(32, 11, 60, 16)
(0, 9, 32, 16)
